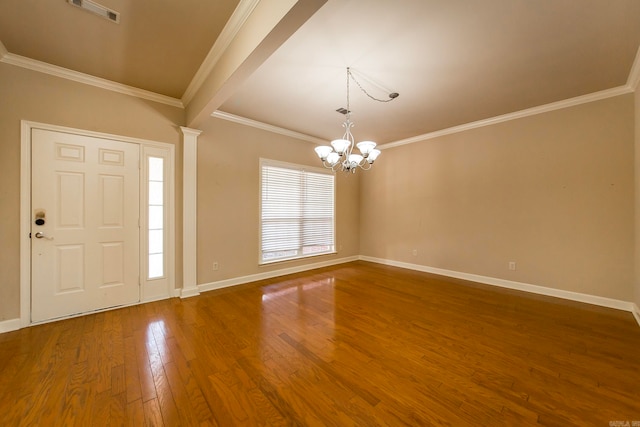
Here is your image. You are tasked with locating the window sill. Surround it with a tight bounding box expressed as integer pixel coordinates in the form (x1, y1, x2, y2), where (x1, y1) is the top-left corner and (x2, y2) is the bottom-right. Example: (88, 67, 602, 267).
(259, 251, 338, 267)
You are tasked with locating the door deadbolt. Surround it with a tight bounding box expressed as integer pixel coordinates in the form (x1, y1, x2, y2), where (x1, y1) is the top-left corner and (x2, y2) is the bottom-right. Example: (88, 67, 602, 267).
(34, 209, 46, 226)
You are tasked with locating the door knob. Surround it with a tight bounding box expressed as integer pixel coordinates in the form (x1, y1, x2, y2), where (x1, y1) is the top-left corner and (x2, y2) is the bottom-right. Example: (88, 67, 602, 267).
(34, 232, 53, 240)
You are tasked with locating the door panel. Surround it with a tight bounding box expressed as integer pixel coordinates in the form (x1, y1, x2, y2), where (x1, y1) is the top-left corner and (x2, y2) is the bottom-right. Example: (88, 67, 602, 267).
(56, 244, 85, 292)
(31, 129, 140, 322)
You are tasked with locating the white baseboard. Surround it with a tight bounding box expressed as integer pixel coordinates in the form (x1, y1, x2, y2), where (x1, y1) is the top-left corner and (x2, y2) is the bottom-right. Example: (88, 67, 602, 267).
(142, 294, 175, 303)
(0, 318, 21, 333)
(6, 256, 637, 334)
(199, 256, 359, 293)
(360, 256, 635, 313)
(180, 286, 201, 299)
(633, 304, 640, 327)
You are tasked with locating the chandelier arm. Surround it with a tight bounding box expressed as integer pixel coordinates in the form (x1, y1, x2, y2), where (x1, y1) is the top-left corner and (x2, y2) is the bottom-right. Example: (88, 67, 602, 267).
(358, 161, 373, 171)
(320, 159, 342, 172)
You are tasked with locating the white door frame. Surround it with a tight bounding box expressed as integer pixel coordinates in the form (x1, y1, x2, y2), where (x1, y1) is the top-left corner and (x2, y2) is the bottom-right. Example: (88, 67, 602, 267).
(20, 120, 177, 327)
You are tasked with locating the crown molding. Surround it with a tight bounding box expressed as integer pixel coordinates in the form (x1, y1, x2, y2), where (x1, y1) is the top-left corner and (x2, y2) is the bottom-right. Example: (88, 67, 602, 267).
(627, 45, 640, 91)
(382, 45, 640, 150)
(181, 0, 260, 107)
(0, 52, 184, 108)
(212, 110, 327, 144)
(381, 85, 633, 150)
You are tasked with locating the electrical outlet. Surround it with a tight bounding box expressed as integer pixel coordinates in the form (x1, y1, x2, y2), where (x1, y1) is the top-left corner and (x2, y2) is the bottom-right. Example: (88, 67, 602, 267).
(508, 261, 516, 271)
(213, 262, 219, 271)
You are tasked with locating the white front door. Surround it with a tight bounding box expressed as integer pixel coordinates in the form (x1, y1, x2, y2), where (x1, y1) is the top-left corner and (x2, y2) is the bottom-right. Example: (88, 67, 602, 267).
(31, 129, 140, 322)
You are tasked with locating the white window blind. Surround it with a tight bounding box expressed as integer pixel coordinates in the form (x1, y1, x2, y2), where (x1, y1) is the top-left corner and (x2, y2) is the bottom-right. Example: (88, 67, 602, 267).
(260, 160, 335, 264)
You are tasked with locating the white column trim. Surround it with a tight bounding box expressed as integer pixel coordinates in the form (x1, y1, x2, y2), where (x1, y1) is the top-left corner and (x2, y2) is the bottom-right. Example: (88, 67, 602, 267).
(180, 127, 202, 298)
(20, 121, 32, 327)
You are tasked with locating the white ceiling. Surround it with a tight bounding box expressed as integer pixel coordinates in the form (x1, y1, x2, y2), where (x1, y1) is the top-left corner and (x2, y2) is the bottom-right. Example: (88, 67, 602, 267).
(1, 0, 640, 144)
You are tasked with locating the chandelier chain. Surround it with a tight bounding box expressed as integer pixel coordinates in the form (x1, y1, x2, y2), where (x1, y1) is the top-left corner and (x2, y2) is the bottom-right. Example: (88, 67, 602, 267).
(347, 68, 397, 103)
(346, 67, 351, 114)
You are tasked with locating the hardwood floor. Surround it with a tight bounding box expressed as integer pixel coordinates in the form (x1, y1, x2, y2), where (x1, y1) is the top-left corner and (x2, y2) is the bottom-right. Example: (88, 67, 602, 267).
(1, 261, 639, 426)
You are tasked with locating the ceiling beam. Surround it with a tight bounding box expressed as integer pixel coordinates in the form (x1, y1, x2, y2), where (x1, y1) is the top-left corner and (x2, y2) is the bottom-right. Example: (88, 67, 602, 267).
(627, 45, 640, 91)
(0, 40, 7, 60)
(181, 0, 260, 107)
(185, 0, 327, 129)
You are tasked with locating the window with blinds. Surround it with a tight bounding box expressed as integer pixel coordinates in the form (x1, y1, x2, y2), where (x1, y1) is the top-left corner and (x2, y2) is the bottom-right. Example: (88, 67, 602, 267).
(260, 159, 335, 264)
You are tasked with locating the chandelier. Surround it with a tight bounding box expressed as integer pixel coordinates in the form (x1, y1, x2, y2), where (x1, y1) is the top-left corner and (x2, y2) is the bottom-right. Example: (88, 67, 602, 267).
(314, 67, 398, 173)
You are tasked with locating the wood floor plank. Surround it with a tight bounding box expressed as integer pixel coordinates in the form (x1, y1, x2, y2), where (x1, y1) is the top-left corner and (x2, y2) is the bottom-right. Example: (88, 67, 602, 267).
(188, 356, 237, 426)
(57, 360, 91, 426)
(278, 331, 380, 407)
(163, 360, 204, 426)
(125, 398, 145, 426)
(243, 386, 290, 427)
(1, 261, 639, 425)
(236, 355, 307, 426)
(111, 364, 126, 396)
(133, 328, 158, 403)
(110, 391, 128, 426)
(147, 346, 180, 426)
(142, 398, 164, 427)
(123, 335, 143, 404)
(88, 389, 112, 426)
(165, 336, 215, 424)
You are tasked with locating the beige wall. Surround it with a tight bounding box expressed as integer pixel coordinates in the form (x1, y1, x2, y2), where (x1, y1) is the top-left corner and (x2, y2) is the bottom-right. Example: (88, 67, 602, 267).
(360, 95, 635, 301)
(196, 117, 360, 286)
(0, 63, 185, 321)
(1, 60, 637, 323)
(635, 87, 640, 309)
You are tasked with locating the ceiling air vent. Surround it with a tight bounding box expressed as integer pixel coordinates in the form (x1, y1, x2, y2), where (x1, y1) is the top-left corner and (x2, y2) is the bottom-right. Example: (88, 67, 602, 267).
(67, 0, 120, 23)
